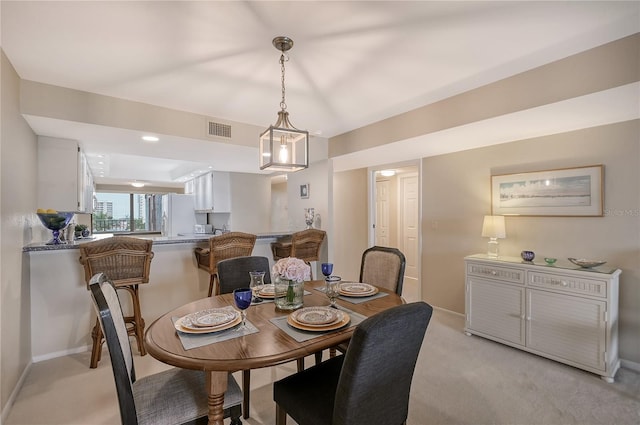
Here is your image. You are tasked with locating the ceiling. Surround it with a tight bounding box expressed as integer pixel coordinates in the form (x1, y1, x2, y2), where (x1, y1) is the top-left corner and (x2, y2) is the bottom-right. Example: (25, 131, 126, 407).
(2, 1, 639, 187)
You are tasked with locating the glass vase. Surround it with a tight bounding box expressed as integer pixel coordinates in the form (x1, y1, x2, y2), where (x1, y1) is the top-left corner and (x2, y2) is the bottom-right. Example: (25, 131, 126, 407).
(274, 277, 304, 311)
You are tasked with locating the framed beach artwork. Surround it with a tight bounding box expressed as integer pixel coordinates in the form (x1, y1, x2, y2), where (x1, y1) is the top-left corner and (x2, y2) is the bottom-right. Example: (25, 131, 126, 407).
(491, 165, 603, 217)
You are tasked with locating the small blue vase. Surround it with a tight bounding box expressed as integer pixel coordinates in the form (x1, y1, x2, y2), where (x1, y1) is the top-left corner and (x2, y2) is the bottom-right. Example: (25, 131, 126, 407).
(521, 251, 535, 262)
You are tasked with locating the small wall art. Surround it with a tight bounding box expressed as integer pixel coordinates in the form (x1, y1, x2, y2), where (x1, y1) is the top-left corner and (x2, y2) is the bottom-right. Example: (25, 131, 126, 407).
(299, 183, 309, 199)
(491, 165, 603, 217)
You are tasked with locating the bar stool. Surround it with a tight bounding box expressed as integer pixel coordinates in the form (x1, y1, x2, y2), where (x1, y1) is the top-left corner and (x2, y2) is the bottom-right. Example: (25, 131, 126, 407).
(272, 229, 325, 278)
(79, 236, 154, 368)
(194, 232, 257, 296)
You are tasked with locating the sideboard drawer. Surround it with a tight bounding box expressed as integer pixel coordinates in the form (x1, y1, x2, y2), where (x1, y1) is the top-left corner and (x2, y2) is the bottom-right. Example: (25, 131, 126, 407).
(528, 271, 607, 298)
(467, 262, 525, 285)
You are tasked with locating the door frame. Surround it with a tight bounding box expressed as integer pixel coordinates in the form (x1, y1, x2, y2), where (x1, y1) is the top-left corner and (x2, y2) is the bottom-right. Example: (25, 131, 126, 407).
(367, 160, 422, 299)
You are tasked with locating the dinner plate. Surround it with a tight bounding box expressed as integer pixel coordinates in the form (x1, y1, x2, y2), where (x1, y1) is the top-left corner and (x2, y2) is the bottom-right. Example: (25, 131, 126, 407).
(287, 312, 350, 332)
(290, 307, 341, 326)
(175, 313, 242, 334)
(257, 284, 276, 298)
(183, 308, 238, 328)
(338, 282, 378, 297)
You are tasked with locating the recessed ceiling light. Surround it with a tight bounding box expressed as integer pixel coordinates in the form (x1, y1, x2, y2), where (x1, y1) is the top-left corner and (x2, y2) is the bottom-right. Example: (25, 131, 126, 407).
(380, 170, 396, 177)
(142, 135, 159, 142)
(131, 181, 145, 188)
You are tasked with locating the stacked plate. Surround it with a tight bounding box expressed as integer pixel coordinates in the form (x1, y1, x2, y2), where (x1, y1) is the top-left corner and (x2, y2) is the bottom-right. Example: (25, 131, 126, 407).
(287, 306, 350, 331)
(257, 284, 276, 299)
(338, 282, 378, 297)
(174, 308, 241, 334)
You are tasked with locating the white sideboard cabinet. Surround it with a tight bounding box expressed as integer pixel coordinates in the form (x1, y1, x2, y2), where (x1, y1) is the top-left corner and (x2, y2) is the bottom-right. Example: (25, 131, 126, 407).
(38, 137, 94, 213)
(464, 254, 620, 382)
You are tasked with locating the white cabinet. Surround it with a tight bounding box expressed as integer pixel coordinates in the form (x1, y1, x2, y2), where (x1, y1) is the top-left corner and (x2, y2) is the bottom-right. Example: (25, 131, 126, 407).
(192, 171, 231, 213)
(37, 137, 94, 213)
(464, 254, 620, 382)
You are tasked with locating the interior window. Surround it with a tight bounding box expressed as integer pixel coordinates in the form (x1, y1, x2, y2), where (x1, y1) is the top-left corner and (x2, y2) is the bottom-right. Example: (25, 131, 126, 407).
(93, 192, 162, 234)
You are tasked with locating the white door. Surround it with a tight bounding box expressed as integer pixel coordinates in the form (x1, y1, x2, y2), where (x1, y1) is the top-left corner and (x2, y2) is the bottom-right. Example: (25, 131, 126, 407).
(399, 173, 420, 302)
(375, 180, 390, 246)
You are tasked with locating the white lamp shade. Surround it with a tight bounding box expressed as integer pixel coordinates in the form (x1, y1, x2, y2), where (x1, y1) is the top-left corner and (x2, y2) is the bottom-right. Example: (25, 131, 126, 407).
(482, 215, 506, 239)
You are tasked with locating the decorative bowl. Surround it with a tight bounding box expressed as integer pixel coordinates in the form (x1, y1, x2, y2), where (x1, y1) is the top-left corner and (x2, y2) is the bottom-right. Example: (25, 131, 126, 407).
(521, 250, 535, 262)
(544, 257, 557, 265)
(568, 258, 607, 268)
(37, 212, 75, 244)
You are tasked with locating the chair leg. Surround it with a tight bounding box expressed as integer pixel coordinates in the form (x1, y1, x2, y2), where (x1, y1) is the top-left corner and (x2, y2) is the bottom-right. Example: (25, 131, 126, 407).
(129, 285, 146, 356)
(329, 347, 337, 358)
(276, 403, 287, 425)
(296, 358, 304, 372)
(242, 369, 251, 419)
(314, 350, 323, 365)
(89, 318, 103, 368)
(208, 273, 216, 297)
(229, 404, 243, 425)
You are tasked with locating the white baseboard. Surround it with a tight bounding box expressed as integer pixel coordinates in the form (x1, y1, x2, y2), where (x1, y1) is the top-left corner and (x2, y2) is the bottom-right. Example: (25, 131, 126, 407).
(1, 361, 32, 425)
(432, 305, 465, 318)
(31, 345, 91, 363)
(620, 358, 640, 373)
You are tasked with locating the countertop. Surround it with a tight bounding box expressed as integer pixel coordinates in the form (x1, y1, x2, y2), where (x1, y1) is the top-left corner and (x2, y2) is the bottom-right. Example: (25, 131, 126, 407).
(23, 231, 293, 252)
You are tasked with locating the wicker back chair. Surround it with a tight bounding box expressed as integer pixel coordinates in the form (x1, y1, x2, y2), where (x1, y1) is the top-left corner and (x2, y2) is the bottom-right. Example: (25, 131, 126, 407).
(79, 236, 154, 368)
(194, 231, 257, 296)
(271, 229, 326, 278)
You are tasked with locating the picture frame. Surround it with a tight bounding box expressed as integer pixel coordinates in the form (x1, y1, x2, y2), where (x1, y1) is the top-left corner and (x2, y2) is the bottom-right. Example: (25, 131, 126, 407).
(491, 165, 603, 217)
(299, 183, 309, 199)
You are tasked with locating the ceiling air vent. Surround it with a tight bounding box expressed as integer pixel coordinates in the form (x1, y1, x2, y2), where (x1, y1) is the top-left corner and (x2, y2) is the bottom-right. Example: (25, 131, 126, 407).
(208, 121, 232, 139)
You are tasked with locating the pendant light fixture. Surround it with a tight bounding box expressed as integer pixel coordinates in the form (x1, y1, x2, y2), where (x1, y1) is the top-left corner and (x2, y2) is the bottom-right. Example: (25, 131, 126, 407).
(259, 36, 309, 172)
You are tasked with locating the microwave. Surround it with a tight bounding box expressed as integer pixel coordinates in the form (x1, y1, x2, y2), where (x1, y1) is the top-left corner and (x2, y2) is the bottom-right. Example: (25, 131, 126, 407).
(194, 224, 213, 234)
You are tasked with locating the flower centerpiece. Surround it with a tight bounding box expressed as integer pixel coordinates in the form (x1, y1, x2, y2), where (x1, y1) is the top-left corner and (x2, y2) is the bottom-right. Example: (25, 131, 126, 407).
(272, 257, 310, 310)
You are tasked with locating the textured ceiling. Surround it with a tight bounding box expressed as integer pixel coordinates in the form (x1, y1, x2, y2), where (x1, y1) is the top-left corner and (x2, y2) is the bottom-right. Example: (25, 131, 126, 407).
(2, 1, 639, 186)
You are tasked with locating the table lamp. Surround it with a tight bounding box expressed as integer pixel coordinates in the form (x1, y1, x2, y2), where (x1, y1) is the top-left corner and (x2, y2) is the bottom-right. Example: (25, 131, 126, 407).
(481, 215, 506, 257)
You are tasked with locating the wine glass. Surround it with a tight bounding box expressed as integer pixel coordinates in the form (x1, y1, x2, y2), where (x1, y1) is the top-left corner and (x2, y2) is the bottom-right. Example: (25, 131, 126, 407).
(321, 263, 333, 278)
(325, 276, 341, 308)
(249, 271, 266, 303)
(233, 288, 252, 331)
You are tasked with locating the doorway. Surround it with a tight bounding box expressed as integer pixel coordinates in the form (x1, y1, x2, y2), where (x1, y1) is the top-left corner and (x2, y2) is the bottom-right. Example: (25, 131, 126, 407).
(371, 164, 421, 303)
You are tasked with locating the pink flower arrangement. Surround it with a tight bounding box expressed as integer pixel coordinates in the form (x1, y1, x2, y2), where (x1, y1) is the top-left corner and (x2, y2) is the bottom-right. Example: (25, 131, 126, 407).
(272, 257, 311, 282)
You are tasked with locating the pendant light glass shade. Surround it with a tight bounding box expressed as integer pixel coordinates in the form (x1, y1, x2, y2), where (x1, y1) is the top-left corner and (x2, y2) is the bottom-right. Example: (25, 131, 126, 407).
(260, 111, 309, 172)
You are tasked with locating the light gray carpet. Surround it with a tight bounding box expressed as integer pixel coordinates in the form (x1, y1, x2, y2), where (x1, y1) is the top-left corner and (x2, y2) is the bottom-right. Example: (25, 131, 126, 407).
(5, 308, 640, 425)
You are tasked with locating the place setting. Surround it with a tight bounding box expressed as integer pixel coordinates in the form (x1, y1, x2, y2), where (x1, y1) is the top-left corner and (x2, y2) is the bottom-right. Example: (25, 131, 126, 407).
(172, 292, 259, 350)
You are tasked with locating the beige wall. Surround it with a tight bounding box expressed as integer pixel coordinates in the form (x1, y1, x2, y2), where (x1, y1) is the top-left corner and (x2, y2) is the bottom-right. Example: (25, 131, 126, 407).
(421, 120, 640, 363)
(270, 181, 288, 231)
(1, 50, 39, 414)
(333, 169, 369, 282)
(228, 172, 270, 233)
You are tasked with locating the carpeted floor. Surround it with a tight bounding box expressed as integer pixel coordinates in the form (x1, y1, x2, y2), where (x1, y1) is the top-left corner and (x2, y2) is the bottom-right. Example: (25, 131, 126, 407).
(5, 308, 639, 425)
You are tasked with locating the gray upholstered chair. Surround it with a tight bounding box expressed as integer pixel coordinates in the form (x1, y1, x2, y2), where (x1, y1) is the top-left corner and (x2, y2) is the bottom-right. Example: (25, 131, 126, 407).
(88, 273, 243, 425)
(217, 256, 271, 420)
(273, 302, 433, 425)
(360, 245, 406, 296)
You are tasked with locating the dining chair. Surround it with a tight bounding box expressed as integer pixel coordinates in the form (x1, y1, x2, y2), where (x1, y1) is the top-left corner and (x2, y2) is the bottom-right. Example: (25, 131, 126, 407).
(88, 272, 243, 425)
(360, 245, 407, 296)
(273, 301, 433, 425)
(327, 245, 407, 358)
(79, 236, 154, 368)
(194, 231, 257, 296)
(218, 255, 278, 420)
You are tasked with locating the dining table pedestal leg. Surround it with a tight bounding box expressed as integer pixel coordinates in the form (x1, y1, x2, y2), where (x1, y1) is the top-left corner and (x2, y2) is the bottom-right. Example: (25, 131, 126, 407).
(206, 371, 228, 425)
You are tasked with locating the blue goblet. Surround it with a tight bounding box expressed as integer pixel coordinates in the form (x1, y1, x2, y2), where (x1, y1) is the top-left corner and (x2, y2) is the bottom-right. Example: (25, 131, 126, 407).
(321, 263, 334, 278)
(233, 288, 252, 331)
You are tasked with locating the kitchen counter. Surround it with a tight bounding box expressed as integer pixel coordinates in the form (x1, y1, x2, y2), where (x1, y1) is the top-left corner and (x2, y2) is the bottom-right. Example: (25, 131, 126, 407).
(23, 231, 294, 361)
(22, 231, 292, 252)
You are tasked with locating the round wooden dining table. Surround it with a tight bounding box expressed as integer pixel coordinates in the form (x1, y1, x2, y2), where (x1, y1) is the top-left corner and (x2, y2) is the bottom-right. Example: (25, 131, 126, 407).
(144, 280, 404, 425)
